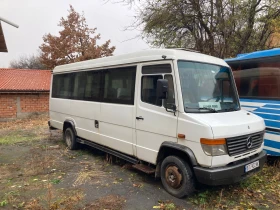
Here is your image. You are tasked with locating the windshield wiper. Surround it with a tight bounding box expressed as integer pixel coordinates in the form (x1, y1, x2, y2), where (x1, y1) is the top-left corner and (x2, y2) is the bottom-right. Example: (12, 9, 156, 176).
(222, 107, 238, 112)
(185, 107, 218, 113)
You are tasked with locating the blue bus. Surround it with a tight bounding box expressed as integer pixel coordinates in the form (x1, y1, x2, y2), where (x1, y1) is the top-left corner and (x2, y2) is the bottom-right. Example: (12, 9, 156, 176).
(225, 48, 280, 156)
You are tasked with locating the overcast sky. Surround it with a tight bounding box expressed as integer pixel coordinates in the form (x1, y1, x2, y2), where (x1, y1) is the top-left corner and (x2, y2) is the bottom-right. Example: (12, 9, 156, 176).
(0, 0, 150, 68)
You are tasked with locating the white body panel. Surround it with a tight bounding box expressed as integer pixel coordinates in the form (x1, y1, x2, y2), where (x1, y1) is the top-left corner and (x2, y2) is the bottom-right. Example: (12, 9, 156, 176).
(54, 49, 226, 73)
(49, 49, 265, 169)
(189, 110, 265, 138)
(50, 99, 100, 143)
(177, 112, 214, 167)
(100, 103, 135, 155)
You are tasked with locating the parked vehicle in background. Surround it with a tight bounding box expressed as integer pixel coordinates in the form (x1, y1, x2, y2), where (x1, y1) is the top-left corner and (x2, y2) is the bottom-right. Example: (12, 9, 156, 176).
(49, 49, 266, 198)
(226, 48, 280, 156)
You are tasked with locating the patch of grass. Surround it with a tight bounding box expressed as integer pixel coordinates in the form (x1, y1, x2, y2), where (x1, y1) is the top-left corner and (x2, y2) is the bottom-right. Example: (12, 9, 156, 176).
(0, 200, 8, 207)
(0, 117, 88, 209)
(4, 190, 20, 202)
(23, 152, 57, 177)
(24, 198, 43, 210)
(23, 186, 84, 209)
(0, 116, 48, 130)
(154, 200, 180, 210)
(189, 164, 280, 209)
(51, 179, 61, 185)
(76, 149, 92, 157)
(0, 163, 21, 182)
(115, 178, 123, 182)
(84, 195, 125, 210)
(0, 131, 37, 145)
(0, 190, 21, 208)
(0, 116, 49, 145)
(73, 170, 106, 186)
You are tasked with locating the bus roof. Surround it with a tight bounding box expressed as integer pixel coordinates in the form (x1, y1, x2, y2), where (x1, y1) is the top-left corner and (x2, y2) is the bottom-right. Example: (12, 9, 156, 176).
(53, 49, 228, 73)
(225, 48, 280, 63)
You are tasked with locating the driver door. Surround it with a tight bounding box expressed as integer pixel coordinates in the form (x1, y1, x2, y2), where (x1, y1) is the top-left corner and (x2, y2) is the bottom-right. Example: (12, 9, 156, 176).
(135, 62, 178, 164)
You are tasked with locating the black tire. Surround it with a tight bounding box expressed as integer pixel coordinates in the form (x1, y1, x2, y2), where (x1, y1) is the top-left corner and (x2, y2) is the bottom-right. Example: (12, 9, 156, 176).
(160, 156, 195, 198)
(64, 127, 79, 150)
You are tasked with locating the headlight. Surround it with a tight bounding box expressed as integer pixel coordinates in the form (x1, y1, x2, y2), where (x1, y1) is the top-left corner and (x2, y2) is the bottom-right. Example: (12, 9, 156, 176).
(200, 138, 227, 156)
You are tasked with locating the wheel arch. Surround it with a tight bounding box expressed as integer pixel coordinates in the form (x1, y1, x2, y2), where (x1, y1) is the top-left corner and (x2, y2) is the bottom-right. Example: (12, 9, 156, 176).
(155, 142, 198, 177)
(63, 119, 77, 136)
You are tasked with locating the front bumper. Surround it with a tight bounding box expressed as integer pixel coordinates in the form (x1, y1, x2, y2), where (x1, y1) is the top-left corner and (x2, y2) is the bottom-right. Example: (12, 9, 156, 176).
(193, 150, 267, 186)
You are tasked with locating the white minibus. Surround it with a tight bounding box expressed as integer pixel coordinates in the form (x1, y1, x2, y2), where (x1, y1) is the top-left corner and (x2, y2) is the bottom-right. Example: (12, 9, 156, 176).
(49, 49, 266, 198)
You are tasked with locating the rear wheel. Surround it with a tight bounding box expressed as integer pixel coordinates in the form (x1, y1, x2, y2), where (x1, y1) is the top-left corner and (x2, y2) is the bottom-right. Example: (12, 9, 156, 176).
(161, 156, 195, 198)
(64, 127, 78, 150)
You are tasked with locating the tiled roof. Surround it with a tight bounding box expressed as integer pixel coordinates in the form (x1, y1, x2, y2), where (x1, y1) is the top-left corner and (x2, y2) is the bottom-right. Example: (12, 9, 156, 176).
(0, 68, 51, 92)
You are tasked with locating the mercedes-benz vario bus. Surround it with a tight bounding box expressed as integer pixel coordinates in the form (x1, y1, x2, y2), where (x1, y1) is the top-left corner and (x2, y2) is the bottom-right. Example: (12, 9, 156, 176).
(225, 48, 280, 156)
(49, 49, 266, 198)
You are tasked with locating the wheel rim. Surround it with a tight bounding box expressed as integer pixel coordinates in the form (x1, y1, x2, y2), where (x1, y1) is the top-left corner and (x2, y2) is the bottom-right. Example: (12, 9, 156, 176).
(165, 165, 183, 189)
(65, 130, 72, 147)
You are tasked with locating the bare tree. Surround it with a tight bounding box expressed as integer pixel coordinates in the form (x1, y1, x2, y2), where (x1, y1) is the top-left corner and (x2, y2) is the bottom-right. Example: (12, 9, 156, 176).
(9, 54, 47, 69)
(112, 0, 280, 58)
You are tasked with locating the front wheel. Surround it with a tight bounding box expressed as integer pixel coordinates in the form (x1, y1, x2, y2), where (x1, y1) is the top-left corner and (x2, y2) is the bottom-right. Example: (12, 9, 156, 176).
(160, 156, 195, 198)
(64, 127, 79, 150)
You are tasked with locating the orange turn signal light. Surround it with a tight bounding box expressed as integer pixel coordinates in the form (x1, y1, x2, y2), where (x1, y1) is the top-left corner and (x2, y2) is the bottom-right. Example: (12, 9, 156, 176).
(178, 134, 185, 139)
(200, 138, 226, 145)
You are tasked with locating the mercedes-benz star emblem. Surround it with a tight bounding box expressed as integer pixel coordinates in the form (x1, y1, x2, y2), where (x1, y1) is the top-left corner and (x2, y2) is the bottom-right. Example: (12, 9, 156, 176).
(246, 137, 253, 149)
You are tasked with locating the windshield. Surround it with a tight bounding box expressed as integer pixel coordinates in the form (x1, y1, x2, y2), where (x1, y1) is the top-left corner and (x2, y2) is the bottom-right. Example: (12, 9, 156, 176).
(178, 60, 240, 113)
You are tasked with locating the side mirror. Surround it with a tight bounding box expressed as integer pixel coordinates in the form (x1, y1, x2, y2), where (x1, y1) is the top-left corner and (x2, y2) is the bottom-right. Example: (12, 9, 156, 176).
(157, 79, 168, 99)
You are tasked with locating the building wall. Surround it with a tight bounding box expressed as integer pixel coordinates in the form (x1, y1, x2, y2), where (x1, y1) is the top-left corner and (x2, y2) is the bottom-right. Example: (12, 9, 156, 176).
(0, 93, 49, 120)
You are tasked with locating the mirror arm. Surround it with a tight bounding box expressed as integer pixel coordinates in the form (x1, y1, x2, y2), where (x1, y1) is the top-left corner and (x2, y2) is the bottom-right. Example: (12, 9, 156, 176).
(165, 103, 177, 116)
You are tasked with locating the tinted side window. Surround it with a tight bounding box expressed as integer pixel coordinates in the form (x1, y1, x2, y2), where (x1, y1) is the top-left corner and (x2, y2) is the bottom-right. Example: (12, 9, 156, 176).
(142, 64, 172, 74)
(230, 56, 280, 99)
(141, 75, 163, 106)
(84, 71, 101, 101)
(52, 74, 73, 99)
(72, 72, 86, 100)
(103, 66, 136, 105)
(233, 67, 280, 99)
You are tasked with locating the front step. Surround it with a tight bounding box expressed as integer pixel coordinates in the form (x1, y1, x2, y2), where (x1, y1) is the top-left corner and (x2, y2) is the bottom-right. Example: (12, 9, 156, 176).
(132, 164, 156, 174)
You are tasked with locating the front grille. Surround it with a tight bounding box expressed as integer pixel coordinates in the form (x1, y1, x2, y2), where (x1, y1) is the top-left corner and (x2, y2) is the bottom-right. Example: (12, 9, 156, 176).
(226, 131, 264, 156)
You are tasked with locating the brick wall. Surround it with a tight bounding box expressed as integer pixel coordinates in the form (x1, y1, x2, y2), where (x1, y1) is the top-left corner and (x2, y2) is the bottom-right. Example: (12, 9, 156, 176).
(20, 94, 49, 113)
(0, 95, 17, 118)
(0, 93, 49, 119)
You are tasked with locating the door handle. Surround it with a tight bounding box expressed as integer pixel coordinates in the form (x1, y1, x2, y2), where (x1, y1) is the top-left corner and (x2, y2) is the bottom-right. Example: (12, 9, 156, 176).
(136, 116, 144, 120)
(95, 120, 99, 128)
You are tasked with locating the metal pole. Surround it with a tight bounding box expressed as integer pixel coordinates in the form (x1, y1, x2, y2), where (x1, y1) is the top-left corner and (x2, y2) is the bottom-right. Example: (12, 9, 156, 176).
(0, 16, 19, 28)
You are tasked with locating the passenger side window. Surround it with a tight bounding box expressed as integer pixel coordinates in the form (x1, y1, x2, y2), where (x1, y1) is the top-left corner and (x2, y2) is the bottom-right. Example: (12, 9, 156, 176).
(141, 64, 175, 107)
(72, 72, 86, 100)
(164, 75, 175, 108)
(103, 67, 136, 105)
(52, 73, 73, 99)
(85, 71, 101, 101)
(141, 75, 163, 106)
